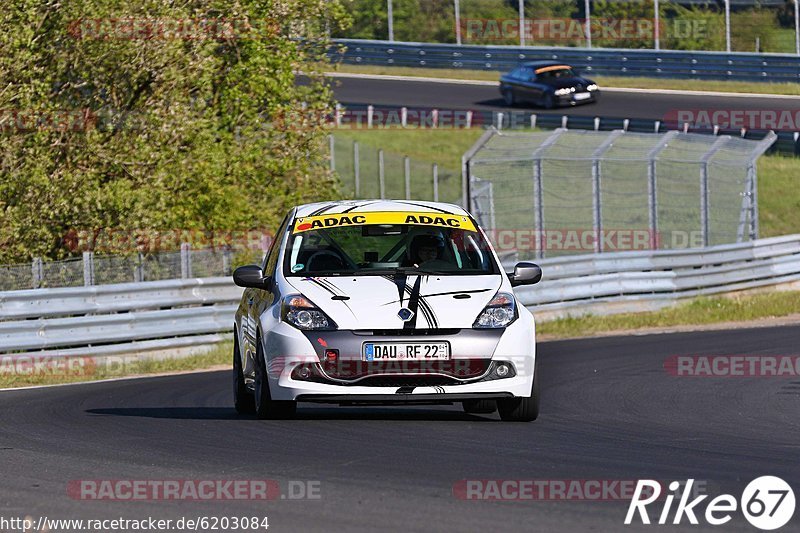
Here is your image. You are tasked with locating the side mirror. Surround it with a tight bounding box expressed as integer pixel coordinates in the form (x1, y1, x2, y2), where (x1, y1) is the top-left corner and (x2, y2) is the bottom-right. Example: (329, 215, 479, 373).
(233, 265, 270, 289)
(507, 262, 542, 287)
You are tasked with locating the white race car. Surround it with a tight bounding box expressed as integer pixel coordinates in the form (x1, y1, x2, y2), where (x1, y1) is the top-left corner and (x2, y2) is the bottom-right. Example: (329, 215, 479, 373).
(232, 200, 542, 421)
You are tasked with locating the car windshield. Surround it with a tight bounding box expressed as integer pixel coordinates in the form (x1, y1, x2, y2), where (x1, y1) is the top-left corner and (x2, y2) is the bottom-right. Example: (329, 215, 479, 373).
(535, 66, 577, 79)
(284, 212, 498, 276)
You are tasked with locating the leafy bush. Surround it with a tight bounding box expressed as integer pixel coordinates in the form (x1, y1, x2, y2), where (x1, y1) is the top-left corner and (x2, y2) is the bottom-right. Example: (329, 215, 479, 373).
(0, 0, 347, 262)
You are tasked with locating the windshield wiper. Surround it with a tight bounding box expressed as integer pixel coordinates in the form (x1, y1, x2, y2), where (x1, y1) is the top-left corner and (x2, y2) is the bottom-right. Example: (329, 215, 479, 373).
(379, 266, 450, 276)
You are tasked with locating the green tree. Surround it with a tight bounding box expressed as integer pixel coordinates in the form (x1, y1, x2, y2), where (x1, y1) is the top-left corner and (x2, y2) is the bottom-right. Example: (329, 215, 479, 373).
(0, 0, 348, 262)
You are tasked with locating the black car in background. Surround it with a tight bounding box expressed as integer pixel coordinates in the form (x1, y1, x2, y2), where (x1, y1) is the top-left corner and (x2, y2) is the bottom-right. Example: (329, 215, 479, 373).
(499, 61, 600, 109)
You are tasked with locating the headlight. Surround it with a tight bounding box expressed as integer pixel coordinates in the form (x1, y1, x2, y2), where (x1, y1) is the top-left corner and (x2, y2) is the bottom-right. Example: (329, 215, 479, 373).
(473, 292, 517, 329)
(586, 83, 599, 91)
(281, 294, 336, 330)
(554, 87, 575, 96)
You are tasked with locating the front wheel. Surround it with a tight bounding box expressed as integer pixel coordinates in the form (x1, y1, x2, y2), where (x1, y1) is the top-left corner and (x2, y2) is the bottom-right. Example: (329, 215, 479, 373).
(254, 337, 297, 420)
(462, 399, 497, 414)
(233, 334, 255, 414)
(497, 362, 540, 422)
(502, 89, 516, 106)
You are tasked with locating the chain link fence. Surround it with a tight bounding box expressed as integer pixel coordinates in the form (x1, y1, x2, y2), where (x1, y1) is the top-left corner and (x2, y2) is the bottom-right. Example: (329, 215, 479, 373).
(340, 0, 800, 54)
(0, 247, 266, 292)
(466, 128, 775, 260)
(330, 134, 463, 204)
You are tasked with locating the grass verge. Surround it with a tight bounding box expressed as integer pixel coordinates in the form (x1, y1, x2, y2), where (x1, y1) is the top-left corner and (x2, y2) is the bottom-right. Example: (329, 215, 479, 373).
(0, 343, 231, 389)
(537, 290, 800, 340)
(332, 64, 800, 96)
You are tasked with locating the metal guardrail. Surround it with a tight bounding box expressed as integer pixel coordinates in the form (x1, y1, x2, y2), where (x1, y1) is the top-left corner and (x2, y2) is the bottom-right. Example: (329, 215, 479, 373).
(514, 234, 800, 318)
(0, 277, 241, 320)
(0, 235, 798, 357)
(0, 278, 242, 358)
(332, 39, 800, 82)
(336, 102, 800, 157)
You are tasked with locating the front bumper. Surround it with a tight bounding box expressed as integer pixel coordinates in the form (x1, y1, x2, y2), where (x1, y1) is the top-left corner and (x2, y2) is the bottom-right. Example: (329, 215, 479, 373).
(261, 319, 536, 401)
(556, 90, 599, 106)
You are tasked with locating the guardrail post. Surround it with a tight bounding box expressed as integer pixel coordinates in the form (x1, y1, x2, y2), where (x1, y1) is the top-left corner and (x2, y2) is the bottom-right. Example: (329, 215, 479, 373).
(328, 134, 335, 172)
(353, 141, 360, 197)
(466, 110, 472, 128)
(404, 156, 411, 199)
(135, 252, 144, 282)
(795, 0, 800, 55)
(367, 105, 374, 128)
(223, 249, 232, 277)
(654, 0, 660, 50)
(387, 0, 394, 41)
(724, 0, 731, 52)
(496, 112, 503, 130)
(699, 136, 729, 248)
(590, 130, 624, 253)
(700, 163, 710, 247)
(401, 107, 407, 127)
(749, 164, 759, 239)
(461, 155, 468, 209)
(432, 163, 439, 202)
(591, 160, 602, 253)
(584, 0, 592, 48)
(530, 114, 536, 129)
(334, 103, 342, 127)
(532, 159, 544, 260)
(181, 243, 192, 279)
(454, 0, 461, 45)
(378, 149, 385, 199)
(31, 257, 43, 289)
(82, 251, 95, 286)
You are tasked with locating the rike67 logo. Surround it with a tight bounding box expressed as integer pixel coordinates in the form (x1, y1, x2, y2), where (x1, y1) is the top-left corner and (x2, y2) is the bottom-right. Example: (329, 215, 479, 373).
(626, 477, 795, 530)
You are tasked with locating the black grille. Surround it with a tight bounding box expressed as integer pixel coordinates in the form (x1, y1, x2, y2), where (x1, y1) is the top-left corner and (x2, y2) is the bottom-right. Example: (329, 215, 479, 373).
(355, 375, 462, 387)
(354, 329, 461, 336)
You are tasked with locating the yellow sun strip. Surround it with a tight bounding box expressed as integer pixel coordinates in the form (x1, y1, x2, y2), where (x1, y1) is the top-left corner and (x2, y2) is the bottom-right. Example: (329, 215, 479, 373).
(534, 65, 571, 74)
(293, 211, 477, 233)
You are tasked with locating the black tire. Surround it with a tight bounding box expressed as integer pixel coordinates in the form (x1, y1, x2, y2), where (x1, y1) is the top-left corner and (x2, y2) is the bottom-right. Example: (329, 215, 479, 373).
(502, 89, 516, 107)
(253, 336, 297, 420)
(233, 334, 255, 414)
(462, 399, 498, 414)
(497, 362, 540, 422)
(541, 93, 555, 110)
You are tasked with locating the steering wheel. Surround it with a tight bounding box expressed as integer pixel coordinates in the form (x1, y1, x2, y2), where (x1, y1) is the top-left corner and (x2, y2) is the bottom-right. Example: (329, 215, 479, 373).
(306, 250, 347, 272)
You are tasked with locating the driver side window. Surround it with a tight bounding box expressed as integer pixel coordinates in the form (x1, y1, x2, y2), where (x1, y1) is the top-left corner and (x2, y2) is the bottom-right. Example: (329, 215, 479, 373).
(262, 215, 290, 276)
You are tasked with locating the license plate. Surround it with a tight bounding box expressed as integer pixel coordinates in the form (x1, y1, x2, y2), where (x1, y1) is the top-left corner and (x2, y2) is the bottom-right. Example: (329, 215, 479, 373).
(363, 342, 450, 361)
(574, 92, 591, 101)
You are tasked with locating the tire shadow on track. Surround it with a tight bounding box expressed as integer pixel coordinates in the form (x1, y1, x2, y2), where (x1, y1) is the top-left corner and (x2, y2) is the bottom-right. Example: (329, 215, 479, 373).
(85, 406, 501, 422)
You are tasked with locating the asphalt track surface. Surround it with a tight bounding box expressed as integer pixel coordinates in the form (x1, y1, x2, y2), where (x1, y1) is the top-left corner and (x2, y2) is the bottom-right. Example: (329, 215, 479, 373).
(1, 324, 798, 532)
(331, 76, 800, 121)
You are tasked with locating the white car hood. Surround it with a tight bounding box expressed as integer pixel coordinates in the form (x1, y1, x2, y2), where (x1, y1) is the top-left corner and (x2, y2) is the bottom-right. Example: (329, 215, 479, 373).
(284, 274, 503, 330)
